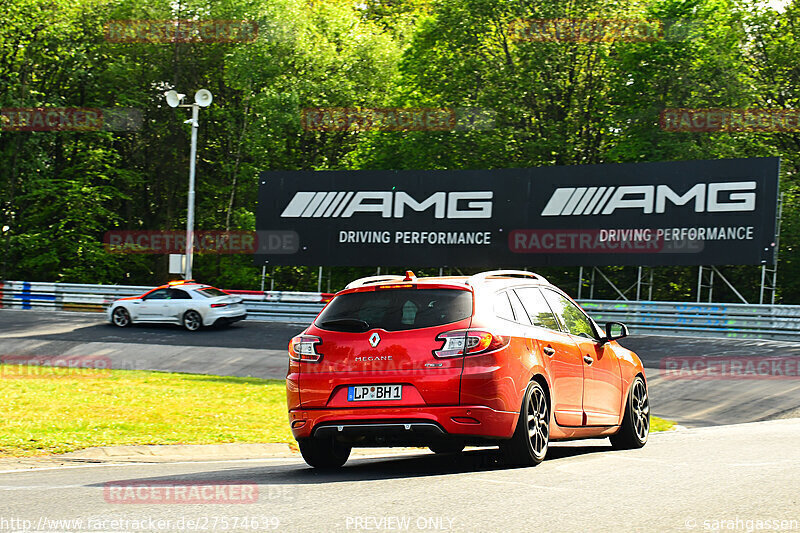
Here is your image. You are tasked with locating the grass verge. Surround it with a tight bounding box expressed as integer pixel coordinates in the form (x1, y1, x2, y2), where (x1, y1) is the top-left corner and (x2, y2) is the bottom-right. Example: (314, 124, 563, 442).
(0, 365, 292, 457)
(651, 416, 676, 432)
(0, 364, 676, 457)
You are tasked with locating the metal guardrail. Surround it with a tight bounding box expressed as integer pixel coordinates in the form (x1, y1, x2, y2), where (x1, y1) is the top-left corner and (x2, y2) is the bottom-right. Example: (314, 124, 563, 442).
(2, 281, 800, 340)
(580, 300, 800, 341)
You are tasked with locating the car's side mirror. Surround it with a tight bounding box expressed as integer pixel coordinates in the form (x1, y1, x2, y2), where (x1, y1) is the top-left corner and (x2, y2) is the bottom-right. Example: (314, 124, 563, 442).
(604, 321, 629, 343)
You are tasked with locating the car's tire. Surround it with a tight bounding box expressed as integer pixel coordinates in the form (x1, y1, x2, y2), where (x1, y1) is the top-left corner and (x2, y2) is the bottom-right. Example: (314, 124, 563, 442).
(500, 380, 549, 466)
(182, 310, 203, 332)
(111, 307, 132, 328)
(610, 375, 650, 450)
(298, 438, 351, 469)
(429, 442, 465, 454)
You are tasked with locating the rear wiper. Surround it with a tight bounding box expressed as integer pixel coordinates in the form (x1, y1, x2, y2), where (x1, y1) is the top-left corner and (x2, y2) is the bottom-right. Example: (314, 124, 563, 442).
(320, 318, 370, 331)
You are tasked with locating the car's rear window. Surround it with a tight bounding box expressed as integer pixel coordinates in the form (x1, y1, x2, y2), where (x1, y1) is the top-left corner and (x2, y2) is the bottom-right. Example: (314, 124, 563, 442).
(316, 288, 473, 332)
(196, 287, 227, 297)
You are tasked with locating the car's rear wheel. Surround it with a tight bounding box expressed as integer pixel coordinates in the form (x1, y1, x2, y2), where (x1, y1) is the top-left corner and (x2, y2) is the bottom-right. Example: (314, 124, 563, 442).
(111, 307, 131, 328)
(298, 438, 351, 469)
(500, 380, 549, 466)
(610, 376, 649, 449)
(429, 442, 465, 454)
(182, 310, 202, 332)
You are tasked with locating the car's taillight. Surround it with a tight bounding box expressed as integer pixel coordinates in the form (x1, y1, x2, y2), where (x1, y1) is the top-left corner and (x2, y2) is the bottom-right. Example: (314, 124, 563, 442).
(289, 335, 322, 362)
(211, 303, 228, 308)
(433, 329, 508, 358)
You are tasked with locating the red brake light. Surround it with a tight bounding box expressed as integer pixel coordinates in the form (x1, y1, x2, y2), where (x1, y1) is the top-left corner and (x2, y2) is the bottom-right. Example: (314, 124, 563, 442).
(289, 335, 322, 362)
(210, 303, 228, 308)
(433, 329, 508, 358)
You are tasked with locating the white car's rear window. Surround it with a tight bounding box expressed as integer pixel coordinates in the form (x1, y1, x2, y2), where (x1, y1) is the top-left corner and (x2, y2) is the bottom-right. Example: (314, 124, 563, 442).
(196, 287, 227, 298)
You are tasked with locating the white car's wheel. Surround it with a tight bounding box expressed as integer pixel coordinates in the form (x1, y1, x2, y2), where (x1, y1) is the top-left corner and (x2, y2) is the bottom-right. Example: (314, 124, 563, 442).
(182, 310, 203, 332)
(111, 307, 132, 327)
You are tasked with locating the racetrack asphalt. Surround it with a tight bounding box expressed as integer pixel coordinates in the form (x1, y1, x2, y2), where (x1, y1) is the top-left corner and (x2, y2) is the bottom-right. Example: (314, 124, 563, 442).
(0, 419, 798, 533)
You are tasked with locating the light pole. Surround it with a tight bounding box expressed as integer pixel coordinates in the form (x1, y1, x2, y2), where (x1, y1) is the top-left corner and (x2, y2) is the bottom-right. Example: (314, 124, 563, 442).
(1, 224, 9, 281)
(164, 89, 213, 280)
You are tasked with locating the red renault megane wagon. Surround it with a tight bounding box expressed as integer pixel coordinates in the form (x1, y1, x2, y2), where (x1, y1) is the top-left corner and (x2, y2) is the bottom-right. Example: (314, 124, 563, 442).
(286, 270, 649, 468)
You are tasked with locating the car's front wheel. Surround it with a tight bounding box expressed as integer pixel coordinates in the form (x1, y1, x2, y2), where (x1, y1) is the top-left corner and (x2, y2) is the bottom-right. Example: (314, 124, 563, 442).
(111, 307, 131, 328)
(610, 375, 649, 449)
(182, 310, 203, 332)
(500, 380, 549, 466)
(298, 438, 351, 469)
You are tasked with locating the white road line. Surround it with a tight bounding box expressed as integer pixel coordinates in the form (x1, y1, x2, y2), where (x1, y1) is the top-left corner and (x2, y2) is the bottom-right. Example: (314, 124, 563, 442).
(0, 484, 86, 491)
(0, 457, 299, 475)
(475, 478, 571, 491)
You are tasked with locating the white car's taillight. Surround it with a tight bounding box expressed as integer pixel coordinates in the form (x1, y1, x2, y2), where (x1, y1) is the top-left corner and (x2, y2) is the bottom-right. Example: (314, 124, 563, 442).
(433, 329, 508, 358)
(210, 303, 228, 308)
(289, 335, 322, 362)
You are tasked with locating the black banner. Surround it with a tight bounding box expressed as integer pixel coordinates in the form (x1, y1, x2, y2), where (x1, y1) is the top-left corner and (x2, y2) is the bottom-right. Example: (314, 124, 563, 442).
(255, 157, 780, 267)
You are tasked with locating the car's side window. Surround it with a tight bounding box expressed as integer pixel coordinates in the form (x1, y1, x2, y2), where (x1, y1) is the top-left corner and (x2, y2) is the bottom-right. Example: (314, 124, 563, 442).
(144, 289, 170, 300)
(541, 289, 599, 340)
(507, 291, 531, 326)
(169, 289, 192, 300)
(493, 291, 515, 322)
(514, 287, 560, 331)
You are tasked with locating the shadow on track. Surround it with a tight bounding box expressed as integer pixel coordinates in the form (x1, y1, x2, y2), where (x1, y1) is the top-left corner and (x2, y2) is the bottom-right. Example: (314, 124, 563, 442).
(90, 443, 614, 487)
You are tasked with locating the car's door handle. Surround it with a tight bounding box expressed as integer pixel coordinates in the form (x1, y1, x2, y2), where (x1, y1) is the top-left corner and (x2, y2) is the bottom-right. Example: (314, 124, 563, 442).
(543, 346, 555, 356)
(583, 355, 594, 365)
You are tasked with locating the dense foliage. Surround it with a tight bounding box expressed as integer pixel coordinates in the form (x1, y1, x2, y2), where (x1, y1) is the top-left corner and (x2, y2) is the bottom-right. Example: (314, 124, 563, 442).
(1, 0, 798, 302)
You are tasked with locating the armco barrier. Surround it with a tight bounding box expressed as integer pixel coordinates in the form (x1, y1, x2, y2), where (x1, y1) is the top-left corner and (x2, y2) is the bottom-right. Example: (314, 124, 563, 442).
(580, 300, 800, 341)
(2, 281, 800, 340)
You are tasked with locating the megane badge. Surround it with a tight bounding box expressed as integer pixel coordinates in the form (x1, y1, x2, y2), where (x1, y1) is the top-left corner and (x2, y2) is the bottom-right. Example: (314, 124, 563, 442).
(369, 332, 381, 347)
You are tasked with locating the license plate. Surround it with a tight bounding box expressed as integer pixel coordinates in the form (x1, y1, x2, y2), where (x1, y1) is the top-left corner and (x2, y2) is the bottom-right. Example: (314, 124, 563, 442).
(347, 384, 402, 402)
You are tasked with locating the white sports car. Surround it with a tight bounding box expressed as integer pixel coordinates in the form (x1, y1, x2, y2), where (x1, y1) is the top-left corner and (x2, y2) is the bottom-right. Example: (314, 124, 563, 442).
(107, 281, 247, 331)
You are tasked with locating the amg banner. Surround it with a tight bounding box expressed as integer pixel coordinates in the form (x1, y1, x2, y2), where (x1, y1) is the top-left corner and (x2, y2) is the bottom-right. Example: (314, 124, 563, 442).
(255, 157, 780, 267)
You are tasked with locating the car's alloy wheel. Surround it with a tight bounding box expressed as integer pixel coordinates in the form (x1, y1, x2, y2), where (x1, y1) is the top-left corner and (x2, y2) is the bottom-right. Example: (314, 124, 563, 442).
(111, 307, 131, 327)
(182, 310, 202, 331)
(527, 382, 549, 458)
(500, 380, 549, 466)
(610, 375, 650, 449)
(631, 379, 650, 441)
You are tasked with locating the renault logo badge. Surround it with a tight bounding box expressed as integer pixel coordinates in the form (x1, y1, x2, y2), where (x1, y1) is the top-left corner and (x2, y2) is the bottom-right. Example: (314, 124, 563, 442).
(369, 332, 381, 347)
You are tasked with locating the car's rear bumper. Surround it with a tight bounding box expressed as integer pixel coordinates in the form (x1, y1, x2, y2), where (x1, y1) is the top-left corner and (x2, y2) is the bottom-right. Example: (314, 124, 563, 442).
(288, 405, 518, 443)
(211, 313, 247, 326)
